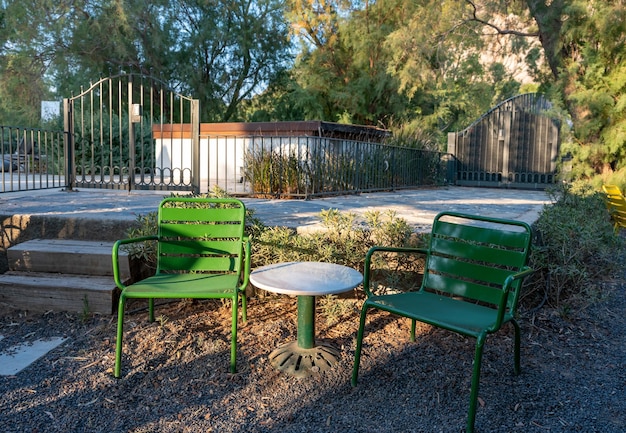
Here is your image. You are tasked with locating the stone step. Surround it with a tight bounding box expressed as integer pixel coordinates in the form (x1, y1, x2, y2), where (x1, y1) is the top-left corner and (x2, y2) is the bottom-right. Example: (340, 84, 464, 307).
(7, 239, 130, 279)
(0, 271, 117, 314)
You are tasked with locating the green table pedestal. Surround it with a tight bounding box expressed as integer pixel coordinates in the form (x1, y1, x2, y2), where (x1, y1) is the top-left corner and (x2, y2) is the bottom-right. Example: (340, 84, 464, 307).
(268, 295, 341, 378)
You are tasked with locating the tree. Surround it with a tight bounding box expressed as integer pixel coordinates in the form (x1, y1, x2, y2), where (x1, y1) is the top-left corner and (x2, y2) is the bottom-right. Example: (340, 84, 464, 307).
(170, 0, 292, 122)
(0, 0, 66, 125)
(463, 0, 626, 175)
(285, 0, 525, 132)
(0, 0, 292, 124)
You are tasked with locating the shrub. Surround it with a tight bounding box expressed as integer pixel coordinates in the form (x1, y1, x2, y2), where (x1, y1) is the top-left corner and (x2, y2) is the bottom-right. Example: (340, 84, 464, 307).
(251, 208, 421, 271)
(522, 181, 625, 312)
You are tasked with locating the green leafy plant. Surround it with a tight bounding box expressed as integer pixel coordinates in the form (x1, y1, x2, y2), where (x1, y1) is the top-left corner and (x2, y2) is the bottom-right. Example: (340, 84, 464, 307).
(319, 294, 356, 326)
(523, 181, 625, 311)
(251, 207, 424, 272)
(244, 148, 306, 197)
(81, 295, 91, 322)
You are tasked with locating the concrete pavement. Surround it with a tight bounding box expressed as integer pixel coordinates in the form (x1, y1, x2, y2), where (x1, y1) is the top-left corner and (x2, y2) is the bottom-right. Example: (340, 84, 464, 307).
(0, 185, 552, 233)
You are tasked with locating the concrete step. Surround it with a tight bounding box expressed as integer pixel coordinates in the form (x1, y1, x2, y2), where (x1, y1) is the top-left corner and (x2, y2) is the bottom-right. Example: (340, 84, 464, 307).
(0, 271, 117, 314)
(7, 239, 130, 279)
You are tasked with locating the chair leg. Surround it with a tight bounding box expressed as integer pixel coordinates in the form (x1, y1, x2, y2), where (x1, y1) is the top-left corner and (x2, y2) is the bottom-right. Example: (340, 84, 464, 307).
(410, 319, 417, 342)
(512, 318, 521, 375)
(351, 303, 371, 387)
(466, 333, 486, 433)
(114, 294, 127, 378)
(230, 295, 239, 374)
(241, 292, 248, 323)
(148, 298, 155, 322)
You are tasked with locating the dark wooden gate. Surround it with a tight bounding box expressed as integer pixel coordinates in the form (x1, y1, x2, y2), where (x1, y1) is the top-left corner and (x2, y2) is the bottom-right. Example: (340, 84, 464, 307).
(447, 93, 560, 189)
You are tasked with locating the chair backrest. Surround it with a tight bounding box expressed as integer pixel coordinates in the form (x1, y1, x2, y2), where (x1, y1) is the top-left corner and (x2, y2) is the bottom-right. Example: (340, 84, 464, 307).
(156, 197, 246, 274)
(602, 185, 626, 228)
(421, 211, 532, 312)
(602, 184, 623, 197)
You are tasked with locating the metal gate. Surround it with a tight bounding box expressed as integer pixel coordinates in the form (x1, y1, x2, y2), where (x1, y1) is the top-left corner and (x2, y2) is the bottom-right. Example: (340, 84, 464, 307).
(447, 93, 560, 189)
(63, 74, 199, 192)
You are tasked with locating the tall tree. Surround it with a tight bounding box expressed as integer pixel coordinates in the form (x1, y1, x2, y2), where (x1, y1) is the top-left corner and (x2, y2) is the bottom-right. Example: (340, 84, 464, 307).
(0, 0, 71, 125)
(463, 0, 626, 174)
(286, 0, 412, 125)
(171, 0, 292, 122)
(285, 0, 524, 131)
(0, 0, 292, 124)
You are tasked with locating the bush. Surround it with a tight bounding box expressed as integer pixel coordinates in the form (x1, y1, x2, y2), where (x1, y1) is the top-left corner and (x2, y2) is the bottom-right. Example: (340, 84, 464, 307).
(522, 181, 625, 312)
(251, 209, 422, 271)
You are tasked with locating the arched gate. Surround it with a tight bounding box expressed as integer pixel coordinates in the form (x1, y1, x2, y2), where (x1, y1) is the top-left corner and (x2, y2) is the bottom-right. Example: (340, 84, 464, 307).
(447, 93, 561, 189)
(63, 74, 199, 192)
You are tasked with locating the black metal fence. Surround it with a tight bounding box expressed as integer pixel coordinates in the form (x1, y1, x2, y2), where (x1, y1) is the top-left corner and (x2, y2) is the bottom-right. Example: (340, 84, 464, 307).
(2, 72, 450, 196)
(0, 125, 66, 192)
(235, 135, 450, 198)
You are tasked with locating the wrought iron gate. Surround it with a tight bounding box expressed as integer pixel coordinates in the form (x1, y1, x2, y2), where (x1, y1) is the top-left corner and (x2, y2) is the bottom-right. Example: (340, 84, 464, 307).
(63, 74, 199, 192)
(447, 93, 560, 189)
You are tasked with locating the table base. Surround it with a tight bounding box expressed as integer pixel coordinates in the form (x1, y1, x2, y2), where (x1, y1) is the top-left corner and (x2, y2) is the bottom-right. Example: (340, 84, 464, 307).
(269, 341, 341, 378)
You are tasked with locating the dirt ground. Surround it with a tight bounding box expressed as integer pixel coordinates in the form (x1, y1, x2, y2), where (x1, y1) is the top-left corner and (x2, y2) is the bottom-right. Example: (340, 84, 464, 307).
(0, 282, 625, 433)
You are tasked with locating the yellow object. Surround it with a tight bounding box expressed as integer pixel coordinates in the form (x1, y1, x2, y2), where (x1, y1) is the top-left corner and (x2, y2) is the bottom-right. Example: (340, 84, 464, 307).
(602, 185, 626, 232)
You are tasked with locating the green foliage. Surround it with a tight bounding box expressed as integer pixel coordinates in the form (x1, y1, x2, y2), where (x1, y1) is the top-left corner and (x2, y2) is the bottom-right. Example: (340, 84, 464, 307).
(124, 211, 158, 270)
(523, 181, 625, 311)
(1, 0, 292, 124)
(386, 119, 445, 152)
(244, 148, 306, 196)
(251, 208, 420, 270)
(543, 0, 626, 178)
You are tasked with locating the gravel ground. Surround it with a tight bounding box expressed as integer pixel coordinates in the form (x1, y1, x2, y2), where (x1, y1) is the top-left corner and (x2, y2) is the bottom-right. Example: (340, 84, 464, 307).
(0, 281, 624, 433)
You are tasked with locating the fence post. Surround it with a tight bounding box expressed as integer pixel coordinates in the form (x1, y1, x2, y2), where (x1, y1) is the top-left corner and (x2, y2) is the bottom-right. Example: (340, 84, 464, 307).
(127, 77, 135, 192)
(62, 98, 76, 191)
(191, 99, 200, 194)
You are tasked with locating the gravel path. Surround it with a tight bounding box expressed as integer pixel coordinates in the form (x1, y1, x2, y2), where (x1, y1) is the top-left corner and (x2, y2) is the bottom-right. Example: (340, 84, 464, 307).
(0, 282, 624, 433)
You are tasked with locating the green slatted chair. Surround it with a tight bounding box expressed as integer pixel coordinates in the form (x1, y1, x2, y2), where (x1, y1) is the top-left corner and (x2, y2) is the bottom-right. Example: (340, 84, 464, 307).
(352, 211, 533, 433)
(112, 197, 251, 378)
(602, 184, 626, 232)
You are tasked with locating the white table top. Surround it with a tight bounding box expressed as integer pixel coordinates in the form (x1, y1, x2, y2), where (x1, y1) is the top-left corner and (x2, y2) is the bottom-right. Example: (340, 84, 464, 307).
(250, 262, 363, 296)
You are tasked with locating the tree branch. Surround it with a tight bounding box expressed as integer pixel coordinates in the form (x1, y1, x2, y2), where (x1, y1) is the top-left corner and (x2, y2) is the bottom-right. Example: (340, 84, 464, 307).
(465, 0, 539, 38)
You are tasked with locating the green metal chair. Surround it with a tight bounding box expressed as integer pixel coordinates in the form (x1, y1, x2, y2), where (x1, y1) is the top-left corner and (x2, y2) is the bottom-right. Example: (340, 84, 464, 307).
(112, 197, 251, 378)
(352, 211, 534, 433)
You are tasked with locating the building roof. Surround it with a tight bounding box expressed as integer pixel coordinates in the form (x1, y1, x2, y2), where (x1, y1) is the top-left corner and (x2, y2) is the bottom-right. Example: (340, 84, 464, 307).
(153, 121, 390, 141)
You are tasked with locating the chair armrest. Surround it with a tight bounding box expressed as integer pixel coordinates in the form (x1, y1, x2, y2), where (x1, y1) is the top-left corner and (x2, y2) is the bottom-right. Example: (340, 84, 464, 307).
(492, 266, 535, 330)
(364, 246, 428, 298)
(112, 236, 158, 289)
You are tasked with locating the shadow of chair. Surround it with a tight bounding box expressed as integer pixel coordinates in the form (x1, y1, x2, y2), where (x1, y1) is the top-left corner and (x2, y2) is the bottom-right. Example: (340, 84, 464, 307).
(352, 211, 533, 433)
(112, 197, 251, 378)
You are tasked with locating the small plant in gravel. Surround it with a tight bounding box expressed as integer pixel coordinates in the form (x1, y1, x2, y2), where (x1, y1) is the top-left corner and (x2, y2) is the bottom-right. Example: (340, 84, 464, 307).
(319, 294, 357, 325)
(522, 181, 626, 312)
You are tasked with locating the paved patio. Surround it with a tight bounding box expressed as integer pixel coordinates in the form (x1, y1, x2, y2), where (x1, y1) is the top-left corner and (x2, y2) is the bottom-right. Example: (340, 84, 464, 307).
(0, 185, 552, 232)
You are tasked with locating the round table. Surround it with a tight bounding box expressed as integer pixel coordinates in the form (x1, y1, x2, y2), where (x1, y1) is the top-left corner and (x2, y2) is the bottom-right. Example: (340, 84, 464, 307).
(250, 261, 363, 377)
